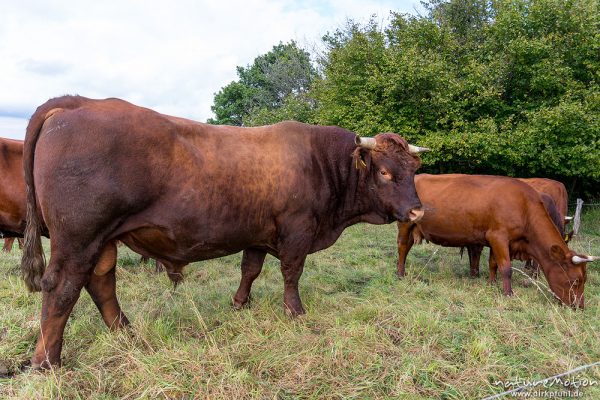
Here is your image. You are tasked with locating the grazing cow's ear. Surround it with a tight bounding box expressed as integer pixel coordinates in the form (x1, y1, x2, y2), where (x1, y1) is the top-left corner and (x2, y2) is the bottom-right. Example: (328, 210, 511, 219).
(550, 245, 566, 262)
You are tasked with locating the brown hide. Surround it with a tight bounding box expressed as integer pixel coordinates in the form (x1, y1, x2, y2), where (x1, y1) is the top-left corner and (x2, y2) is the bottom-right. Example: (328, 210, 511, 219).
(397, 174, 590, 309)
(21, 95, 423, 369)
(0, 138, 26, 238)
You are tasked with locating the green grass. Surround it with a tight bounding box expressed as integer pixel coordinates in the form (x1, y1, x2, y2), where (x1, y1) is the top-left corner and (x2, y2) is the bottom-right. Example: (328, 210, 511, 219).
(1, 212, 599, 399)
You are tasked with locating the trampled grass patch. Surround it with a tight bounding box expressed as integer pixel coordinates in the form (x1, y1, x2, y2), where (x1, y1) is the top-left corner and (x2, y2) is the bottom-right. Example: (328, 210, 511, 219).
(1, 214, 599, 399)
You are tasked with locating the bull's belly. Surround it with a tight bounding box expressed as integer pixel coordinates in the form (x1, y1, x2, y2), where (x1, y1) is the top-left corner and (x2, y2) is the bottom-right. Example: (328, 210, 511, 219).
(118, 223, 276, 264)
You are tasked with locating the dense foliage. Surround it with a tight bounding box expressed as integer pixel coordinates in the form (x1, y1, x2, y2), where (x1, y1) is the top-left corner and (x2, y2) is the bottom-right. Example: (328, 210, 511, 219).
(209, 0, 600, 197)
(208, 41, 317, 126)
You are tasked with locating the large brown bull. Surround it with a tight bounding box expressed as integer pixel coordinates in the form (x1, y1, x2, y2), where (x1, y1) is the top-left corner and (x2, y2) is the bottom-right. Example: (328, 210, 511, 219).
(21, 95, 426, 369)
(396, 174, 597, 307)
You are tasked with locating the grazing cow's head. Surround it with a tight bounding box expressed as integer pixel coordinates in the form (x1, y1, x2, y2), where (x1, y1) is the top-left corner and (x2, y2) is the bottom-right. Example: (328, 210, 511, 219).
(546, 245, 598, 308)
(354, 133, 425, 223)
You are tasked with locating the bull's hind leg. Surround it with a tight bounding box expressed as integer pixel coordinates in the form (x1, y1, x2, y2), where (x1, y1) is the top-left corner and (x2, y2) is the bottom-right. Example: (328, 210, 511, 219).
(85, 241, 129, 330)
(30, 255, 90, 369)
(233, 249, 267, 309)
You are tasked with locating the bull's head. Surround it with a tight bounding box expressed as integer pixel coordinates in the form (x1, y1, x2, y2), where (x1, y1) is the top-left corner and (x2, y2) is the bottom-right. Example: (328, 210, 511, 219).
(545, 245, 598, 308)
(354, 133, 426, 223)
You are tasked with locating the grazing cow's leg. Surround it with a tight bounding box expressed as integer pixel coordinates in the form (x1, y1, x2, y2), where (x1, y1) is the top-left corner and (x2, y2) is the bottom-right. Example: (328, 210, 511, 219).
(488, 250, 498, 284)
(85, 242, 129, 330)
(2, 238, 14, 253)
(233, 248, 267, 309)
(467, 245, 483, 278)
(30, 257, 89, 369)
(487, 236, 513, 296)
(396, 224, 415, 279)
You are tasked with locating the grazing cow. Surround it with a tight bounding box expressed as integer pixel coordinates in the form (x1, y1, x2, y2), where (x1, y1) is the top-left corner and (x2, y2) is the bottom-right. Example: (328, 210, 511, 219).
(0, 138, 27, 238)
(462, 191, 565, 279)
(461, 177, 571, 278)
(396, 174, 597, 307)
(21, 95, 426, 369)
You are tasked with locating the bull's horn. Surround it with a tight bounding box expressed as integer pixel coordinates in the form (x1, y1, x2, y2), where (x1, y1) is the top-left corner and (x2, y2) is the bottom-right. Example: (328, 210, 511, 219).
(355, 136, 376, 149)
(564, 216, 573, 221)
(408, 144, 431, 154)
(572, 255, 600, 264)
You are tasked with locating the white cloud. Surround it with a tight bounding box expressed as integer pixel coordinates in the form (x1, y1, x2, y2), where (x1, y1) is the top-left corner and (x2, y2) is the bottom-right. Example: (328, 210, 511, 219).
(0, 0, 419, 139)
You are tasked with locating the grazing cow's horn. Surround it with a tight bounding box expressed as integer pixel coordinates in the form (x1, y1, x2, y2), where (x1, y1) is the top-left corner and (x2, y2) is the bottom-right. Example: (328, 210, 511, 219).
(355, 136, 376, 149)
(564, 216, 573, 221)
(408, 144, 431, 154)
(572, 255, 599, 264)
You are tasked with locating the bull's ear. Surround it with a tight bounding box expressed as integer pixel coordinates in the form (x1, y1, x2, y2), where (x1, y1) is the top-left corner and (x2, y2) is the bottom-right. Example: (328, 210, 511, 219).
(550, 245, 566, 262)
(352, 147, 371, 171)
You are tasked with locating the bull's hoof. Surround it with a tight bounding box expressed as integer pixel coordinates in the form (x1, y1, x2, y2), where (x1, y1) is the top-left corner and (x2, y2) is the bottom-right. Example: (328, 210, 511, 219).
(469, 272, 480, 279)
(284, 303, 306, 317)
(232, 295, 251, 310)
(396, 272, 406, 280)
(503, 290, 514, 296)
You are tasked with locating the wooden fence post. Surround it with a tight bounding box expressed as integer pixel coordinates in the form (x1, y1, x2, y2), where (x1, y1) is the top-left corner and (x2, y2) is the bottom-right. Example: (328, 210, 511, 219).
(572, 198, 583, 236)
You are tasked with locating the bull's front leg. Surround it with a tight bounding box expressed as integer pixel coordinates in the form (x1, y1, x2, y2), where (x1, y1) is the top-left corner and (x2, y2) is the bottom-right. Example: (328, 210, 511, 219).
(233, 248, 267, 309)
(280, 255, 306, 316)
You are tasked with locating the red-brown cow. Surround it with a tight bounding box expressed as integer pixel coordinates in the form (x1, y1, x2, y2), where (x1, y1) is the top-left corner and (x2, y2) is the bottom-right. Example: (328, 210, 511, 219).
(460, 177, 571, 278)
(21, 95, 426, 369)
(0, 138, 27, 239)
(396, 174, 597, 306)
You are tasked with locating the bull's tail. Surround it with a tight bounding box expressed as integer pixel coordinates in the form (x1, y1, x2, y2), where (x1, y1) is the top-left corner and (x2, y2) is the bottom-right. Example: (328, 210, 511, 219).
(21, 95, 85, 292)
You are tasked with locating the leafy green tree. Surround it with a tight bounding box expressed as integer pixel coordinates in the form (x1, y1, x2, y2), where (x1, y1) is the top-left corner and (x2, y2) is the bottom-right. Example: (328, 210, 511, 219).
(208, 41, 317, 126)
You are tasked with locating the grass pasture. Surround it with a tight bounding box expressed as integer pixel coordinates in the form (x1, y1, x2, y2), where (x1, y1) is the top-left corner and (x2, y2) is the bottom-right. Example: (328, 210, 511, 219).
(1, 210, 599, 399)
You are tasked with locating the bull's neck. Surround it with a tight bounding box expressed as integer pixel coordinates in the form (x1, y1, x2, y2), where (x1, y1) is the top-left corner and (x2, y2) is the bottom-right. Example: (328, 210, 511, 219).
(328, 145, 379, 229)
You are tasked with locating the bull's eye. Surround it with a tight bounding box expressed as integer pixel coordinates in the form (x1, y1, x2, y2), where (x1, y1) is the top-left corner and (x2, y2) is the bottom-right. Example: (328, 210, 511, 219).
(379, 169, 392, 181)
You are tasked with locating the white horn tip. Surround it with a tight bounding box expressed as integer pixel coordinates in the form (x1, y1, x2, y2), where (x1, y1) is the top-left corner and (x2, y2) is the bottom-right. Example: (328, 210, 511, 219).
(565, 216, 573, 221)
(572, 255, 599, 264)
(408, 144, 431, 154)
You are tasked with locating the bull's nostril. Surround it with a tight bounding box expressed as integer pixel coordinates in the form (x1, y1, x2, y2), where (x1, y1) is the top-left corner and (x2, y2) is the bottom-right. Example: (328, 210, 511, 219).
(409, 208, 424, 222)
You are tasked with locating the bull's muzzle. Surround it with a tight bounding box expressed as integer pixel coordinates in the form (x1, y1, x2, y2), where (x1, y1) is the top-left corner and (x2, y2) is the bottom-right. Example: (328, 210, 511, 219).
(408, 208, 424, 222)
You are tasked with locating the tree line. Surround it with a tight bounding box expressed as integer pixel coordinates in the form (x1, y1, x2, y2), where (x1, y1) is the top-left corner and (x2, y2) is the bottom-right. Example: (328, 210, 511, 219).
(208, 0, 600, 198)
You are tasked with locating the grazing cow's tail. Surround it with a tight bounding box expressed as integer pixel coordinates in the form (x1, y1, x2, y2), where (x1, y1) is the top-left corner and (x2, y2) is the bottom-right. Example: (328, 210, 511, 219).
(21, 95, 84, 292)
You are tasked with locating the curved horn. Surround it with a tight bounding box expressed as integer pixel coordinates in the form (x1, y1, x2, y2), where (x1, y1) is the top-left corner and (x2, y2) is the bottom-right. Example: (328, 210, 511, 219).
(408, 144, 431, 154)
(564, 216, 573, 221)
(355, 136, 376, 149)
(572, 255, 600, 264)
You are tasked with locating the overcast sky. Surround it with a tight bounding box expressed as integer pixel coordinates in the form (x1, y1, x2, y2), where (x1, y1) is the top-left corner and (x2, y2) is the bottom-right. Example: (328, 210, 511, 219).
(0, 1, 421, 140)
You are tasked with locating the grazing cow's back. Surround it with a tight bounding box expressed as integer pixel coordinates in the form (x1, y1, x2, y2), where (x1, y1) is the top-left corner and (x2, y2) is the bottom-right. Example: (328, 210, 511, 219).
(396, 174, 596, 308)
(21, 95, 426, 369)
